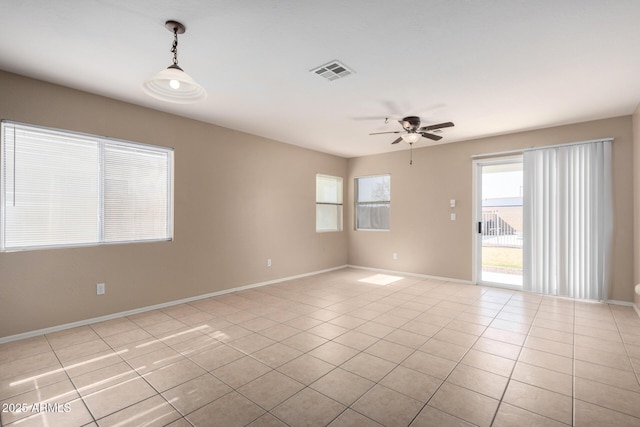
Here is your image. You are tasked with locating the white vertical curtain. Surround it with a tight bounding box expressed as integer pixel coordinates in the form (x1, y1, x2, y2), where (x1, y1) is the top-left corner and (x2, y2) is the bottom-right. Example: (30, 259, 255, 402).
(523, 140, 612, 300)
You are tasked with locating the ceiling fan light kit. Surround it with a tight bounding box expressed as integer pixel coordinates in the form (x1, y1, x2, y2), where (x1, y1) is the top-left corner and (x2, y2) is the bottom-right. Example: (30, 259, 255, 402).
(369, 116, 455, 165)
(401, 133, 421, 144)
(142, 20, 207, 104)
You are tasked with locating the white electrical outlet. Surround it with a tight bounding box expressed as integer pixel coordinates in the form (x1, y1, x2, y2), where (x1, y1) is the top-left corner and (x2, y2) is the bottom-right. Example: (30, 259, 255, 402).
(96, 283, 105, 295)
(393, 253, 398, 260)
(267, 259, 272, 267)
(450, 213, 456, 221)
(450, 199, 456, 208)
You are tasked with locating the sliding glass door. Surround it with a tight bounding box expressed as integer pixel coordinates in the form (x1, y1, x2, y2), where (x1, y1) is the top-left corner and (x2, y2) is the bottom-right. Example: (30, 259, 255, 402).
(474, 157, 523, 288)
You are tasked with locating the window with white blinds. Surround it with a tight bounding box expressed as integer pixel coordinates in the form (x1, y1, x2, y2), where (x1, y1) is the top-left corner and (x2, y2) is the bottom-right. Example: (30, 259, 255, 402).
(1, 121, 173, 251)
(355, 174, 390, 230)
(103, 142, 172, 242)
(316, 174, 343, 232)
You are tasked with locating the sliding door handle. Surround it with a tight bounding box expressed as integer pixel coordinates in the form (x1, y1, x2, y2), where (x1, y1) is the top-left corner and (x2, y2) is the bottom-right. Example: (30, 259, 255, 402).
(477, 221, 482, 234)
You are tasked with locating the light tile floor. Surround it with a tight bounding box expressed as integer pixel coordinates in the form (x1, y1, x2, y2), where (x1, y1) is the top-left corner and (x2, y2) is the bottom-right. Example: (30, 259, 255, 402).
(1, 268, 640, 426)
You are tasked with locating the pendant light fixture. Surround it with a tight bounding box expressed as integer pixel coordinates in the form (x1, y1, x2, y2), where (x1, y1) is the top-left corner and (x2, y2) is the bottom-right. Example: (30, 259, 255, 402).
(142, 20, 207, 103)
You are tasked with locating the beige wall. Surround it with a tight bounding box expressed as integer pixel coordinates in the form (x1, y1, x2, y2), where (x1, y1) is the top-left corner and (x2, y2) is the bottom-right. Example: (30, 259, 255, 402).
(348, 116, 635, 302)
(0, 71, 347, 339)
(633, 104, 640, 312)
(1, 70, 637, 339)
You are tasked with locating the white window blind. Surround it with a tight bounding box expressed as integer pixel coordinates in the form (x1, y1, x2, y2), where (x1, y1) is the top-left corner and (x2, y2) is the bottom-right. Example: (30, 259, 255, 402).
(104, 142, 172, 242)
(523, 139, 612, 300)
(316, 174, 343, 232)
(355, 174, 390, 230)
(1, 121, 173, 251)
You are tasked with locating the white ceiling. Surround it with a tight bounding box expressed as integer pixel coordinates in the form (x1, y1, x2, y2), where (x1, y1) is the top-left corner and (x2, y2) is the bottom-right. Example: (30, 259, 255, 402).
(1, 1, 640, 158)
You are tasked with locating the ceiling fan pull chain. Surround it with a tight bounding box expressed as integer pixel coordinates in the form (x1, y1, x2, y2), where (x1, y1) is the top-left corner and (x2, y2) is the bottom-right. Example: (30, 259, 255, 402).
(410, 143, 413, 165)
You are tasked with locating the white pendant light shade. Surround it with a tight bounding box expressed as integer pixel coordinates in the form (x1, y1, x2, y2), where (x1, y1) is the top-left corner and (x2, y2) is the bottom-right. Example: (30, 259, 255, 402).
(142, 20, 207, 104)
(401, 133, 421, 144)
(143, 65, 207, 104)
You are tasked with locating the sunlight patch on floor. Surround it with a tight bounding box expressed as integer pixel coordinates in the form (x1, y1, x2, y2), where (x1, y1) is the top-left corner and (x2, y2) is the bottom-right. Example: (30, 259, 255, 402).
(358, 274, 404, 286)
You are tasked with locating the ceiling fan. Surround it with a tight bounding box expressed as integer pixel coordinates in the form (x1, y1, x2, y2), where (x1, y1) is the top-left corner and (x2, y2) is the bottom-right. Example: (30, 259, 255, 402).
(369, 116, 455, 144)
(369, 116, 455, 165)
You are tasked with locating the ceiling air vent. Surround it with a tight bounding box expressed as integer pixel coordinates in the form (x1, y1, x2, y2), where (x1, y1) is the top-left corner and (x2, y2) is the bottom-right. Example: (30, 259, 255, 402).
(311, 60, 353, 81)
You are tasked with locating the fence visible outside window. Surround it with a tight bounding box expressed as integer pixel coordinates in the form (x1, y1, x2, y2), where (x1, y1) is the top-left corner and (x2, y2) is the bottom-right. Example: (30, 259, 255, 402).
(355, 174, 390, 230)
(316, 174, 343, 232)
(1, 121, 174, 251)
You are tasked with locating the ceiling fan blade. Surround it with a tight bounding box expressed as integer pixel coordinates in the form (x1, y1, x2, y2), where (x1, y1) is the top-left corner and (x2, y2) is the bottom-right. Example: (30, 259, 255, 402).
(369, 131, 401, 135)
(391, 137, 403, 145)
(418, 122, 455, 132)
(420, 132, 443, 141)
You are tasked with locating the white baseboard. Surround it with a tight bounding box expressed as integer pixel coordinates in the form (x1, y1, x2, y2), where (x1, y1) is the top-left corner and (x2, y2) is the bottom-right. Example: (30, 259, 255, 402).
(606, 299, 634, 306)
(348, 265, 636, 307)
(4, 264, 636, 343)
(346, 264, 474, 285)
(0, 265, 348, 344)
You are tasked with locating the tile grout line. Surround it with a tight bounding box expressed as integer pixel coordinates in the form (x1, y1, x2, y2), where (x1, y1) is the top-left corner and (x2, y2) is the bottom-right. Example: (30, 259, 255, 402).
(4, 271, 640, 426)
(44, 332, 98, 427)
(404, 292, 489, 426)
(608, 304, 640, 389)
(484, 290, 542, 427)
(87, 323, 183, 425)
